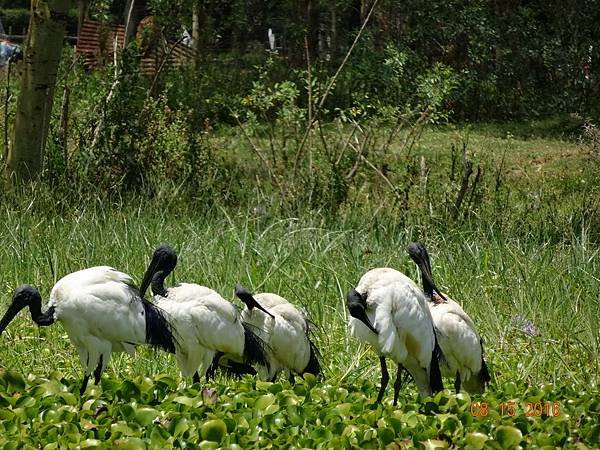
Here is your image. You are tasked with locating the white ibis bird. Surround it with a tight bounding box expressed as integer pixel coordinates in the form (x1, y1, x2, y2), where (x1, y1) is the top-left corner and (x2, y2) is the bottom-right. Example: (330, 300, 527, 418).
(235, 285, 321, 382)
(139, 245, 272, 383)
(0, 267, 176, 395)
(347, 268, 444, 404)
(407, 242, 491, 393)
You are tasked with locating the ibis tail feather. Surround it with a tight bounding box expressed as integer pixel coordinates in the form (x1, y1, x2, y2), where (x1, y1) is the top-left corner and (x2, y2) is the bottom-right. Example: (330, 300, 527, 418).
(429, 334, 444, 393)
(242, 322, 269, 368)
(142, 299, 176, 354)
(303, 338, 322, 377)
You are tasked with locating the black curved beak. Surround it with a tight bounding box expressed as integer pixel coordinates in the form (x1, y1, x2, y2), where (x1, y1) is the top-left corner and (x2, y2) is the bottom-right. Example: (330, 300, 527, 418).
(234, 284, 275, 319)
(407, 242, 448, 302)
(356, 308, 378, 334)
(347, 288, 378, 334)
(0, 302, 27, 335)
(419, 260, 448, 302)
(140, 256, 159, 298)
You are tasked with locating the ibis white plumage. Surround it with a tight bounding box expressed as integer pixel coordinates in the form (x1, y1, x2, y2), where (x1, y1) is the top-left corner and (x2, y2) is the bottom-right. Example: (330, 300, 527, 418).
(347, 267, 444, 404)
(235, 285, 321, 382)
(139, 245, 271, 383)
(407, 242, 491, 393)
(0, 266, 176, 394)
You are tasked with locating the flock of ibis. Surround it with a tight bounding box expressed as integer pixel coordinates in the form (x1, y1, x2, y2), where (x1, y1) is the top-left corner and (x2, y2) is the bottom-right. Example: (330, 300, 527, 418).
(0, 242, 490, 404)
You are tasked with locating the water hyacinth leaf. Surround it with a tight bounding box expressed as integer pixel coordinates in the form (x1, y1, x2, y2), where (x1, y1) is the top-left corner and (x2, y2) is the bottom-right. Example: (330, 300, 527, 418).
(2, 370, 26, 392)
(495, 425, 523, 448)
(0, 408, 15, 421)
(465, 432, 489, 449)
(111, 422, 136, 436)
(58, 392, 77, 406)
(112, 437, 146, 450)
(15, 395, 35, 408)
(172, 395, 195, 406)
(169, 417, 189, 438)
(40, 379, 65, 396)
(200, 419, 227, 443)
(134, 407, 159, 426)
(278, 393, 300, 406)
(255, 381, 272, 390)
(263, 403, 279, 415)
(402, 410, 420, 427)
(302, 373, 317, 387)
(79, 439, 102, 448)
(377, 427, 396, 445)
(421, 439, 450, 449)
(268, 383, 283, 394)
(254, 393, 276, 410)
(223, 417, 237, 433)
(198, 441, 219, 450)
(333, 402, 352, 416)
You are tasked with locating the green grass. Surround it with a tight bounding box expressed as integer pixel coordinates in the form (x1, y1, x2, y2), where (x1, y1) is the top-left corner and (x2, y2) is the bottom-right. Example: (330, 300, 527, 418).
(0, 125, 598, 448)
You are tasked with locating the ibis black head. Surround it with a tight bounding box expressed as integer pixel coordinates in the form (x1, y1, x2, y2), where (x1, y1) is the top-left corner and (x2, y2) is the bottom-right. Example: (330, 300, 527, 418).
(140, 244, 177, 297)
(0, 285, 42, 334)
(234, 284, 274, 319)
(346, 288, 377, 334)
(407, 242, 447, 302)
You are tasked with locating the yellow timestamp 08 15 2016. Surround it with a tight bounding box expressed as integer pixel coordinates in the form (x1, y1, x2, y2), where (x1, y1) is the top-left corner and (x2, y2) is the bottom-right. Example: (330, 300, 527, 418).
(470, 401, 561, 417)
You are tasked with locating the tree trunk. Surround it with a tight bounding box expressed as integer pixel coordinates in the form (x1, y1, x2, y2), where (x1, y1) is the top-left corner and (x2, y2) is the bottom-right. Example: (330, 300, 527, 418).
(77, 0, 87, 36)
(192, 1, 201, 65)
(305, 0, 319, 60)
(124, 0, 136, 46)
(5, 0, 73, 183)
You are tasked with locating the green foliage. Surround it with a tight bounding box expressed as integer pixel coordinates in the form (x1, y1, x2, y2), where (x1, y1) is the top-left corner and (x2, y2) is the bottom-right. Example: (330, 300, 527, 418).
(0, 9, 30, 35)
(0, 166, 598, 445)
(0, 7, 79, 36)
(0, 0, 28, 8)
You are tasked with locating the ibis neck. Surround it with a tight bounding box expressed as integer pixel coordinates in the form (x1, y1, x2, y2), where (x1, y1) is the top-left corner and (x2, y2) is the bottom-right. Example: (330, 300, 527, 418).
(28, 298, 55, 326)
(422, 277, 434, 300)
(152, 271, 168, 297)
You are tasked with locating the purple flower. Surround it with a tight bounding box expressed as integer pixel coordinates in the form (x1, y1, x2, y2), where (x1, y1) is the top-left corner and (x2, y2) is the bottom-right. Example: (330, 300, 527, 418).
(201, 387, 218, 405)
(511, 315, 539, 336)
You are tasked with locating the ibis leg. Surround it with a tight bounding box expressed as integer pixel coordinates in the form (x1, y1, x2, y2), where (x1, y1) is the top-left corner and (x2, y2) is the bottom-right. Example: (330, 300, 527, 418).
(93, 355, 103, 385)
(80, 374, 90, 395)
(376, 356, 389, 403)
(454, 371, 461, 394)
(206, 352, 223, 381)
(393, 364, 406, 406)
(193, 372, 200, 384)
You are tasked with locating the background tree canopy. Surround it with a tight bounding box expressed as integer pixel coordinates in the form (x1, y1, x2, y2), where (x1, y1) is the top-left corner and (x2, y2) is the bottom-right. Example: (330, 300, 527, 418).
(2, 0, 598, 120)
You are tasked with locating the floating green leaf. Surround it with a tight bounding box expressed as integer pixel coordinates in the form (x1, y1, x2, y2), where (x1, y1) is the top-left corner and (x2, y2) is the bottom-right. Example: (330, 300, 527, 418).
(200, 419, 227, 443)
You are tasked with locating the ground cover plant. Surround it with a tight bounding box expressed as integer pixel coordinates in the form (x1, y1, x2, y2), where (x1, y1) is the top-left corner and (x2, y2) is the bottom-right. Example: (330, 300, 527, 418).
(0, 124, 598, 448)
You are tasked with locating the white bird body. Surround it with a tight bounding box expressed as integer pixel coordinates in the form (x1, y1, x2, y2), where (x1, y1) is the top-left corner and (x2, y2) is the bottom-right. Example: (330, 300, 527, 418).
(152, 283, 246, 378)
(240, 292, 317, 381)
(349, 269, 440, 398)
(50, 266, 146, 361)
(407, 242, 490, 394)
(428, 294, 486, 393)
(0, 266, 176, 394)
(139, 246, 269, 382)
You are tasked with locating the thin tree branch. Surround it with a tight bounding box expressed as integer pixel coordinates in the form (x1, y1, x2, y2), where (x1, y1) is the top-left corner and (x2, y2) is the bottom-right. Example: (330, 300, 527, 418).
(292, 0, 380, 175)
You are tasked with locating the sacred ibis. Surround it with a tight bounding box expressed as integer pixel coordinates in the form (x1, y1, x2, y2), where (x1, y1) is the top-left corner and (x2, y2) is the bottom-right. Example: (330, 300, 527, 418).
(347, 268, 444, 404)
(407, 242, 491, 393)
(139, 245, 272, 383)
(0, 267, 176, 395)
(235, 284, 321, 382)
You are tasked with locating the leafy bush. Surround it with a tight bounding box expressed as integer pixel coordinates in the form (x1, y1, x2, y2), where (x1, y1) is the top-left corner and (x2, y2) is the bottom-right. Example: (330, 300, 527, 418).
(0, 9, 30, 35)
(0, 8, 79, 36)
